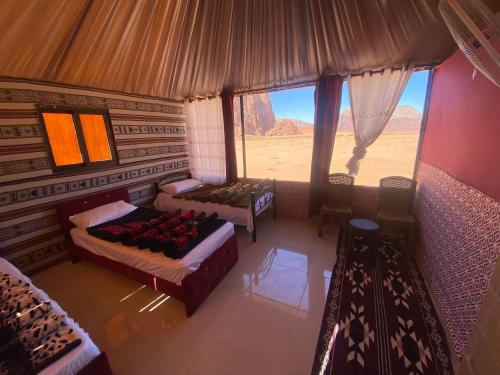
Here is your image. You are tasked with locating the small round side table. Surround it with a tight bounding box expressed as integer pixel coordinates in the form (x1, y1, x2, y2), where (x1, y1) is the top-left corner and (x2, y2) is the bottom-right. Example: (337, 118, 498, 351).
(348, 218, 380, 257)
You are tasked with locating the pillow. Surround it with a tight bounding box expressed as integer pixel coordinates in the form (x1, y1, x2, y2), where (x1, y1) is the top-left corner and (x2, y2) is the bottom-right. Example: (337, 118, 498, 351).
(159, 179, 202, 194)
(69, 200, 137, 228)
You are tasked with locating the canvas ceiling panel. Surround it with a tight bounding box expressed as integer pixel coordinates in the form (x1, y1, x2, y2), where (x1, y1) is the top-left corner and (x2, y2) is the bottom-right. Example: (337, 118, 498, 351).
(0, 0, 458, 99)
(165, 0, 234, 99)
(55, 0, 185, 95)
(284, 1, 323, 82)
(314, 0, 450, 72)
(227, 0, 289, 91)
(311, 0, 455, 72)
(224, 0, 455, 94)
(0, 0, 88, 80)
(55, 0, 233, 99)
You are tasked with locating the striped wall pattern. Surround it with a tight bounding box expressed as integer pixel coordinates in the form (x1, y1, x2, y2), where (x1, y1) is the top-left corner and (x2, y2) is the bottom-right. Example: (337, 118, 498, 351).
(0, 80, 188, 274)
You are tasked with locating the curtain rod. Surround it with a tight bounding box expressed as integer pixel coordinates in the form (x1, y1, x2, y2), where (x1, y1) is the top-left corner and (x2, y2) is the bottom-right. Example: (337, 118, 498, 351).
(185, 79, 316, 101)
(233, 79, 317, 96)
(185, 62, 439, 101)
(349, 63, 438, 78)
(186, 94, 217, 103)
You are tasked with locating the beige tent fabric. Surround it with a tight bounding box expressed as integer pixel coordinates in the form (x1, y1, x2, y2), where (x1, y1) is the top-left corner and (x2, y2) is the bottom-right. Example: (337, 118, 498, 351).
(0, 0, 457, 100)
(227, 0, 450, 92)
(0, 0, 89, 80)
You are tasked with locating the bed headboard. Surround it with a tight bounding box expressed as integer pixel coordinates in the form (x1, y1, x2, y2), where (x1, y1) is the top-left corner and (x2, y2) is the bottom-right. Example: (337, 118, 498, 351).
(55, 187, 130, 240)
(155, 172, 192, 193)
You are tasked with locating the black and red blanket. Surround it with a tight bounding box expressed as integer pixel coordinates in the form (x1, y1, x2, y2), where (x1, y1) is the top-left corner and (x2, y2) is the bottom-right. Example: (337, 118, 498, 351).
(172, 179, 273, 208)
(87, 207, 226, 259)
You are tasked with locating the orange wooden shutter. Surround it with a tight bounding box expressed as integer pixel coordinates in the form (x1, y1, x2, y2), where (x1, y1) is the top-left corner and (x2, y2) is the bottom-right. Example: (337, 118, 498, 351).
(79, 114, 112, 162)
(42, 113, 83, 166)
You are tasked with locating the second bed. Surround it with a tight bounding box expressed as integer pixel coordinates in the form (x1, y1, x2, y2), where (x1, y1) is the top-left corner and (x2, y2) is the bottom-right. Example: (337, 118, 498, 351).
(154, 174, 276, 241)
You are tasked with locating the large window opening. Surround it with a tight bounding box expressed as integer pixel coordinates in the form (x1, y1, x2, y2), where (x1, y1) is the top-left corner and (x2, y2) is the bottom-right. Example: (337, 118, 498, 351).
(234, 86, 315, 182)
(234, 70, 429, 185)
(330, 70, 430, 186)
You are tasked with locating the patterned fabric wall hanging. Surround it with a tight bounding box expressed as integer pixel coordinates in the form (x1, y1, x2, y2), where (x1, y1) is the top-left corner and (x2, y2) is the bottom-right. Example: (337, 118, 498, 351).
(352, 185, 379, 220)
(253, 180, 379, 220)
(275, 180, 310, 218)
(414, 162, 500, 359)
(0, 87, 183, 114)
(0, 79, 188, 274)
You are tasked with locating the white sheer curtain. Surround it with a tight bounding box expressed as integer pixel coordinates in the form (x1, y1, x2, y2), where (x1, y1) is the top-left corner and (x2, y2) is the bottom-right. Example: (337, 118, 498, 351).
(185, 97, 226, 184)
(346, 66, 414, 175)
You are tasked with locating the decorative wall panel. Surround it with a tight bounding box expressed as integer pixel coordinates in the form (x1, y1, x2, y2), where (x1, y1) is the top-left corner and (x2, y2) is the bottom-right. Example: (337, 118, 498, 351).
(0, 79, 187, 274)
(414, 162, 500, 359)
(352, 186, 378, 220)
(270, 181, 379, 220)
(275, 181, 310, 219)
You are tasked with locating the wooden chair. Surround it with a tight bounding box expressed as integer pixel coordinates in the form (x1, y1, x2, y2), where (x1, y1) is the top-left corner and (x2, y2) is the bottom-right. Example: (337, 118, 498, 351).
(376, 176, 417, 252)
(318, 173, 354, 237)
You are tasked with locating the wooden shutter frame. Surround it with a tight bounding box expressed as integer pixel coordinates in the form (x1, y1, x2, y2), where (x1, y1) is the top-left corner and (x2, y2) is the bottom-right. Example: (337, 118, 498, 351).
(38, 105, 118, 173)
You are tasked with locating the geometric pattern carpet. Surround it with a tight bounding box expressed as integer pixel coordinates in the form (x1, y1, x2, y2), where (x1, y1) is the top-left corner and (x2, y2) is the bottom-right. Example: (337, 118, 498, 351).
(311, 231, 454, 375)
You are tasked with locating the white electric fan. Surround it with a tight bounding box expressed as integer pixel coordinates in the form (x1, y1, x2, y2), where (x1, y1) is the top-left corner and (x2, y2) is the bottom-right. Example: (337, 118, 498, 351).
(439, 0, 500, 87)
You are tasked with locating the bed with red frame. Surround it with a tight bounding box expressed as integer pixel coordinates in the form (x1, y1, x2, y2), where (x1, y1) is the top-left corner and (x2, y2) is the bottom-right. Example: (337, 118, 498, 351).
(56, 187, 239, 318)
(77, 352, 112, 375)
(0, 258, 113, 375)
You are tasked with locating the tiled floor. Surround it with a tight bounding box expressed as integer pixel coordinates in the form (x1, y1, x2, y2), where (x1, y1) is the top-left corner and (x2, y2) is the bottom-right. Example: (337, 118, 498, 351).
(32, 215, 339, 375)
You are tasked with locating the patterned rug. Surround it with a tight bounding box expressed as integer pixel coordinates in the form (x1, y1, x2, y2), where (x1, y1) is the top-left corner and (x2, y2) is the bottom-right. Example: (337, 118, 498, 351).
(311, 231, 454, 375)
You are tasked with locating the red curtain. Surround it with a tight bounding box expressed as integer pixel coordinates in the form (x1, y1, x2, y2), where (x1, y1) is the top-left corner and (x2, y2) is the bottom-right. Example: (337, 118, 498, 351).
(309, 75, 343, 215)
(221, 90, 238, 182)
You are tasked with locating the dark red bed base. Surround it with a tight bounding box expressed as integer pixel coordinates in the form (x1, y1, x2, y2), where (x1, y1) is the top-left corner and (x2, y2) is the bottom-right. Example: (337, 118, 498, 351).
(55, 187, 239, 317)
(77, 352, 113, 375)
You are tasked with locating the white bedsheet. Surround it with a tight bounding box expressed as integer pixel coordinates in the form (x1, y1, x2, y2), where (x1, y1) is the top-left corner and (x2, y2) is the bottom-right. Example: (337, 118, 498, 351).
(0, 258, 100, 375)
(70, 221, 234, 286)
(154, 192, 273, 232)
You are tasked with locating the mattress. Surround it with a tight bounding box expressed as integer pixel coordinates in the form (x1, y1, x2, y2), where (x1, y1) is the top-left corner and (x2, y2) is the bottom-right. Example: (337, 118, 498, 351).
(154, 192, 273, 232)
(71, 221, 235, 286)
(0, 258, 100, 375)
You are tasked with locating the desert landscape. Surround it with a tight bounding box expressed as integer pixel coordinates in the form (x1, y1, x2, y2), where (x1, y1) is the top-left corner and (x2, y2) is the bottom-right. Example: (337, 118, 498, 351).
(234, 93, 422, 186)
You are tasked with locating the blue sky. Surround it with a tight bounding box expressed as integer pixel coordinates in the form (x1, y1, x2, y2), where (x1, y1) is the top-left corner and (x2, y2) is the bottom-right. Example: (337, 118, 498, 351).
(269, 70, 429, 123)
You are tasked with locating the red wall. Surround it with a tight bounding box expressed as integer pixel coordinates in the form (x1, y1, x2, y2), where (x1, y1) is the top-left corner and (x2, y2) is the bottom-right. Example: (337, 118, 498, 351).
(420, 51, 500, 201)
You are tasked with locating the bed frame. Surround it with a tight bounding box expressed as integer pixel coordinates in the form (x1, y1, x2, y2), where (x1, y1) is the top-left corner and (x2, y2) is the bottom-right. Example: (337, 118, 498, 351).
(77, 352, 113, 375)
(156, 173, 277, 242)
(56, 187, 239, 318)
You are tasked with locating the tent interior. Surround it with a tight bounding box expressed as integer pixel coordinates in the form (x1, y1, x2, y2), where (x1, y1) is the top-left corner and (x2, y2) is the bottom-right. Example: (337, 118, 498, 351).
(0, 0, 498, 374)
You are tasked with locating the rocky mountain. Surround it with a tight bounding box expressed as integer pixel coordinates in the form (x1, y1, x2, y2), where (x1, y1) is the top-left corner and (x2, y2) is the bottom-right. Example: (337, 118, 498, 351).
(266, 119, 303, 136)
(337, 105, 422, 132)
(234, 93, 276, 135)
(234, 93, 422, 135)
(288, 118, 314, 128)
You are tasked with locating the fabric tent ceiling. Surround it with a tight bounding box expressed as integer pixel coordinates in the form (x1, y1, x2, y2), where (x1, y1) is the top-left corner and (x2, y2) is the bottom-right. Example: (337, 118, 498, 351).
(0, 0, 463, 100)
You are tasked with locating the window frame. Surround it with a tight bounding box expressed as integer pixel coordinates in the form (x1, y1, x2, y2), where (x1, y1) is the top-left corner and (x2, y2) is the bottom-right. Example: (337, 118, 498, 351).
(235, 70, 431, 184)
(234, 86, 317, 182)
(237, 95, 247, 179)
(329, 70, 431, 187)
(38, 105, 118, 173)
